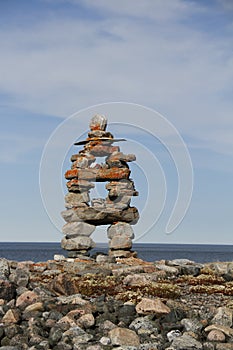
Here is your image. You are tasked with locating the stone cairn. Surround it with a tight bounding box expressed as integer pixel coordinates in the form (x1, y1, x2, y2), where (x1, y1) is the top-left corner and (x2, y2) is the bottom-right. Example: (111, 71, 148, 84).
(61, 115, 139, 258)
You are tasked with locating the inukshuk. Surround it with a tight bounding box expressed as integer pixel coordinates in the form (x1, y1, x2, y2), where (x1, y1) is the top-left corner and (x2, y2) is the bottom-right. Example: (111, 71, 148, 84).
(61, 115, 139, 258)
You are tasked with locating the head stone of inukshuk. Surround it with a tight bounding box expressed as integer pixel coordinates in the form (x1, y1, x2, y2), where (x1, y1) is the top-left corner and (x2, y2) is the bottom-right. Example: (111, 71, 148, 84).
(61, 115, 139, 258)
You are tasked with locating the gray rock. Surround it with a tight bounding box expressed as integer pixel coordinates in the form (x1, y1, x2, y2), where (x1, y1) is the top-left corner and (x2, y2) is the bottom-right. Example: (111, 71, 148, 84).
(171, 334, 202, 350)
(109, 235, 132, 250)
(65, 192, 90, 207)
(129, 316, 158, 335)
(0, 259, 9, 277)
(181, 318, 203, 332)
(107, 222, 134, 239)
(211, 306, 232, 327)
(63, 326, 93, 344)
(62, 222, 95, 237)
(61, 236, 95, 251)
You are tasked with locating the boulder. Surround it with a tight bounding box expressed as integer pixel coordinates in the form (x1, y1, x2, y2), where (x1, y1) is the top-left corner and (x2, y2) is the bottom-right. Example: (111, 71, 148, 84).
(171, 334, 202, 349)
(107, 222, 134, 239)
(61, 236, 95, 251)
(109, 235, 132, 250)
(65, 192, 90, 206)
(136, 298, 171, 316)
(62, 222, 95, 237)
(108, 327, 140, 347)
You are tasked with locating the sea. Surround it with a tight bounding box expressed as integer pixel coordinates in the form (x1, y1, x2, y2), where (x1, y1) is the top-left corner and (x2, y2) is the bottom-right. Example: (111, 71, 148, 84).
(0, 242, 233, 263)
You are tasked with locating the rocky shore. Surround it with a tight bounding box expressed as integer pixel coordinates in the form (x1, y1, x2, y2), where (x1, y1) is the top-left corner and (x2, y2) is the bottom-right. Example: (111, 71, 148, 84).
(1, 254, 233, 350)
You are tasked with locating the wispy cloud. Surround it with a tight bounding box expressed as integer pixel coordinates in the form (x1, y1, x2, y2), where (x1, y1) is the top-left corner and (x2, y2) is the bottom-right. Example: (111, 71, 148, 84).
(0, 0, 232, 159)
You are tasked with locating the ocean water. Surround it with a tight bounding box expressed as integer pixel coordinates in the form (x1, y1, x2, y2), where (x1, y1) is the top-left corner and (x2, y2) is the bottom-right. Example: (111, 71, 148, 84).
(0, 242, 233, 263)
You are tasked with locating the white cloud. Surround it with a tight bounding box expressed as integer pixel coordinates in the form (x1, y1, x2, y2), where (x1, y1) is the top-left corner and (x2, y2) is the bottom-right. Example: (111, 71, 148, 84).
(0, 0, 232, 160)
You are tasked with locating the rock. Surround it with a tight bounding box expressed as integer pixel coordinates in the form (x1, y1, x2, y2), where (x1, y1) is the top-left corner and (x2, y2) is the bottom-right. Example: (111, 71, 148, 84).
(63, 325, 93, 344)
(66, 179, 95, 192)
(65, 167, 130, 181)
(24, 302, 43, 312)
(65, 192, 90, 207)
(123, 273, 158, 286)
(108, 327, 140, 347)
(107, 222, 134, 239)
(16, 291, 39, 308)
(207, 329, 225, 342)
(0, 280, 16, 301)
(109, 235, 132, 250)
(211, 306, 232, 327)
(100, 336, 111, 345)
(171, 333, 202, 349)
(216, 344, 233, 350)
(54, 254, 66, 262)
(2, 309, 21, 324)
(181, 318, 203, 333)
(77, 313, 95, 329)
(89, 114, 107, 131)
(62, 222, 95, 237)
(71, 156, 89, 168)
(129, 316, 157, 335)
(0, 258, 9, 277)
(167, 329, 182, 342)
(205, 324, 233, 337)
(61, 236, 95, 251)
(136, 298, 171, 316)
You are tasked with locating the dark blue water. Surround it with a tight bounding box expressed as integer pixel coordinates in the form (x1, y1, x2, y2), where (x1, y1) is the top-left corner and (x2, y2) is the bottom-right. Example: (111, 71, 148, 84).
(0, 242, 233, 263)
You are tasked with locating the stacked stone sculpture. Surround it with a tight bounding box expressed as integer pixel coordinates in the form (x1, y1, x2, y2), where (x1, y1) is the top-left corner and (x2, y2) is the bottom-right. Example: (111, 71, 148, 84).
(61, 115, 139, 258)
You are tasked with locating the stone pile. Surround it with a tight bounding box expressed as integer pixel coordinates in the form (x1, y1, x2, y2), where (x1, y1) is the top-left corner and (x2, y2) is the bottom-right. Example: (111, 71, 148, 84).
(61, 115, 139, 258)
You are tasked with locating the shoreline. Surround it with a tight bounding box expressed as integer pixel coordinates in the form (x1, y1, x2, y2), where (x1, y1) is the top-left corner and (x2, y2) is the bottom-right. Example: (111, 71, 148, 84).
(1, 255, 233, 349)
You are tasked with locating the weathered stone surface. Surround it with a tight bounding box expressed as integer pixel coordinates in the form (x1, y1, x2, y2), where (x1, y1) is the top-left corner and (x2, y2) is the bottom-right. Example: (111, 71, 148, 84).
(106, 152, 136, 168)
(123, 273, 158, 286)
(71, 153, 96, 163)
(181, 318, 204, 333)
(205, 324, 233, 337)
(77, 313, 95, 329)
(62, 222, 95, 237)
(171, 334, 202, 349)
(136, 298, 171, 315)
(108, 327, 140, 347)
(70, 206, 139, 225)
(109, 195, 132, 210)
(216, 344, 233, 350)
(0, 258, 9, 277)
(0, 280, 16, 301)
(129, 316, 157, 335)
(65, 192, 90, 206)
(89, 115, 107, 131)
(71, 156, 89, 168)
(207, 329, 225, 342)
(88, 130, 113, 138)
(211, 307, 232, 327)
(62, 325, 93, 344)
(107, 222, 134, 239)
(89, 144, 120, 157)
(61, 236, 95, 251)
(2, 309, 21, 324)
(16, 290, 39, 308)
(109, 235, 132, 250)
(65, 167, 130, 181)
(66, 179, 95, 192)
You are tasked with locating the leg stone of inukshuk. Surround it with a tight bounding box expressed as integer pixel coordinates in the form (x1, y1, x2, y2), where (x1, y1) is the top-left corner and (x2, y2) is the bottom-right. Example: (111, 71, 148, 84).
(61, 114, 139, 258)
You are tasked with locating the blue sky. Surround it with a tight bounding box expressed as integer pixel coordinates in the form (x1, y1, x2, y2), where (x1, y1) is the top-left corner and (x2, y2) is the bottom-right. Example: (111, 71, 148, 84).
(0, 0, 233, 244)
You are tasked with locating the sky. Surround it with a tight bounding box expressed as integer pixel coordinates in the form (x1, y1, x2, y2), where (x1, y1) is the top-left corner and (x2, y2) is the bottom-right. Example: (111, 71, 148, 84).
(0, 0, 233, 244)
